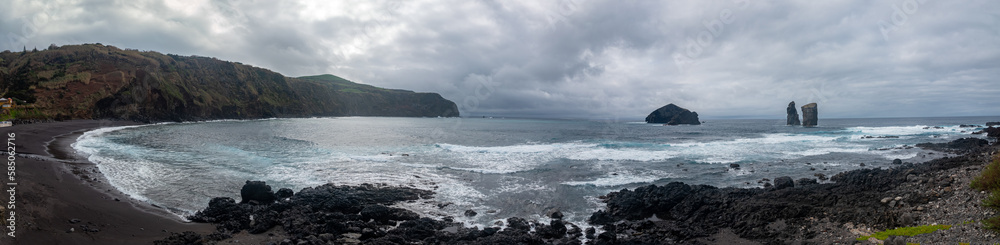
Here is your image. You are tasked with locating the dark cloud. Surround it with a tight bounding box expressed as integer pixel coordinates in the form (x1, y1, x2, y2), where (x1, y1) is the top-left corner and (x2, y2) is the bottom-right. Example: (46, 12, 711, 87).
(3, 0, 998, 119)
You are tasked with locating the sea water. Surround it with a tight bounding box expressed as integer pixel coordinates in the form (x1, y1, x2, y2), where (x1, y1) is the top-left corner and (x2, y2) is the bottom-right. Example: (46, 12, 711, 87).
(71, 116, 999, 227)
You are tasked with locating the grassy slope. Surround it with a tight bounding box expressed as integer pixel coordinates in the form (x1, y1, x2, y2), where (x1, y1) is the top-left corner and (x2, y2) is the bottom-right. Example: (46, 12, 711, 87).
(0, 44, 458, 121)
(971, 153, 1000, 231)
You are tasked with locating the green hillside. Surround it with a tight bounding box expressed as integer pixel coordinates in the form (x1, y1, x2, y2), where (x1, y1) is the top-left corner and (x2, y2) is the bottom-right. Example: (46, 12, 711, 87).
(0, 44, 458, 122)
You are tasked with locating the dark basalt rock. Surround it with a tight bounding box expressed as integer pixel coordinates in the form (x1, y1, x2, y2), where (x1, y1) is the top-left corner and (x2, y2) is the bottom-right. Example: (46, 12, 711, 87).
(801, 102, 818, 127)
(645, 103, 701, 125)
(240, 180, 276, 204)
(984, 126, 1000, 138)
(773, 176, 794, 190)
(786, 101, 801, 125)
(916, 137, 989, 152)
(275, 188, 294, 199)
(587, 137, 995, 244)
(178, 182, 583, 245)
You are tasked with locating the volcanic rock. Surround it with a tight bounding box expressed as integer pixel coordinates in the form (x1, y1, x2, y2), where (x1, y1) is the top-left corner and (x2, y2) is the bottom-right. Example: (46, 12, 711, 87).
(916, 138, 989, 152)
(240, 180, 276, 204)
(275, 188, 294, 199)
(984, 126, 1000, 138)
(786, 101, 801, 125)
(773, 176, 794, 189)
(801, 103, 818, 127)
(645, 104, 701, 125)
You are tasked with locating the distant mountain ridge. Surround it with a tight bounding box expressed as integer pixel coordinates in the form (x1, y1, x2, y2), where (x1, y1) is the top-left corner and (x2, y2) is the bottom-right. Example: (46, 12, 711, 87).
(0, 44, 458, 122)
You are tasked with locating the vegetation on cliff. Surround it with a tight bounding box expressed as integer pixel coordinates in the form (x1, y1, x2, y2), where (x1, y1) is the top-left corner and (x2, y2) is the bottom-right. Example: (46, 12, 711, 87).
(971, 153, 1000, 231)
(0, 44, 458, 122)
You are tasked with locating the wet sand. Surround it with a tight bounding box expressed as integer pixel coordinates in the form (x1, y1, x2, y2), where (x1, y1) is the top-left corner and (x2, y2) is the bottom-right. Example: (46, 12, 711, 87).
(0, 120, 212, 245)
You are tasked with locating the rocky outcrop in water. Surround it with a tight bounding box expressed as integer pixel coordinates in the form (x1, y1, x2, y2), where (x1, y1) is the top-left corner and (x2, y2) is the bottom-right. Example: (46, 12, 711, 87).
(786, 101, 801, 125)
(916, 138, 989, 152)
(645, 104, 701, 125)
(801, 102, 818, 127)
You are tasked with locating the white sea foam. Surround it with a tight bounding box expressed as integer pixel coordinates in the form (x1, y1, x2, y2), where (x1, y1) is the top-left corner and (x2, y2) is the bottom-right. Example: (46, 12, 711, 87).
(434, 131, 870, 166)
(567, 148, 679, 162)
(86, 155, 158, 203)
(844, 125, 972, 137)
(562, 170, 673, 187)
(437, 143, 594, 173)
(495, 176, 552, 193)
(787, 147, 869, 157)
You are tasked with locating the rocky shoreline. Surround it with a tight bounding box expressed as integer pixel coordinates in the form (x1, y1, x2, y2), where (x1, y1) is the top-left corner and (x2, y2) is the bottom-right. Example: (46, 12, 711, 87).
(158, 183, 587, 245)
(589, 138, 997, 244)
(158, 138, 999, 244)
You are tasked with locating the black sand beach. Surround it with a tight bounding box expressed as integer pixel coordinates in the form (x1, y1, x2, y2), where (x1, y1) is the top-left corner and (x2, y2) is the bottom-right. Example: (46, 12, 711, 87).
(0, 120, 212, 245)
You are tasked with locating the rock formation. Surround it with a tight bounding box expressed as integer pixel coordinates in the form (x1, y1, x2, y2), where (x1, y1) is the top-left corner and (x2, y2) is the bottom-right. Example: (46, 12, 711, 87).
(240, 180, 276, 204)
(645, 104, 701, 125)
(786, 101, 800, 125)
(801, 103, 818, 127)
(773, 176, 794, 190)
(179, 181, 586, 244)
(587, 138, 994, 244)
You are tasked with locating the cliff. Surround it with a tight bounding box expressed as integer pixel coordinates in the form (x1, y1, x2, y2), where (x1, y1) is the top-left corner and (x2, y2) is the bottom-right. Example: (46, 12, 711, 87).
(786, 101, 800, 125)
(801, 102, 818, 127)
(0, 44, 458, 122)
(645, 104, 700, 125)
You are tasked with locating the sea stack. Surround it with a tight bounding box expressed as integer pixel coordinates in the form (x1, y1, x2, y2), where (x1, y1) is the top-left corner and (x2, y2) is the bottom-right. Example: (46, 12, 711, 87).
(786, 101, 800, 125)
(645, 104, 701, 125)
(801, 103, 818, 127)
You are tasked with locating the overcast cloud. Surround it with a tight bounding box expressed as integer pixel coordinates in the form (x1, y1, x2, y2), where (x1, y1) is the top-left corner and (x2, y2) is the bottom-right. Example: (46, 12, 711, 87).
(3, 0, 998, 119)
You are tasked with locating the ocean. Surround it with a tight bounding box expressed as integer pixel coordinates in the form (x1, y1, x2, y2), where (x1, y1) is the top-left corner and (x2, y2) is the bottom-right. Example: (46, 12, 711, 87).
(71, 116, 999, 228)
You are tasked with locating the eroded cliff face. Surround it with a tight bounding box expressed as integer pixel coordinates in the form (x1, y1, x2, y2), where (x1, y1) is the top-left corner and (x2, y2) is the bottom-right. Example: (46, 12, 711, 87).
(0, 44, 458, 122)
(645, 104, 700, 125)
(801, 103, 818, 127)
(787, 101, 801, 125)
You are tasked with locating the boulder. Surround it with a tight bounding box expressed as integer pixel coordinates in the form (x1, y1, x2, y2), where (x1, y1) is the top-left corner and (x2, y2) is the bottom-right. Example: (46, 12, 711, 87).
(786, 101, 800, 125)
(985, 126, 1000, 138)
(795, 178, 818, 186)
(240, 180, 276, 204)
(773, 176, 794, 190)
(645, 104, 701, 125)
(275, 188, 294, 199)
(801, 103, 818, 127)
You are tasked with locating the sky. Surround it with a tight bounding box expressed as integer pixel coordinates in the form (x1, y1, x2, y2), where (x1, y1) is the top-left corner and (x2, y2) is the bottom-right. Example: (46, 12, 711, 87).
(2, 0, 999, 119)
